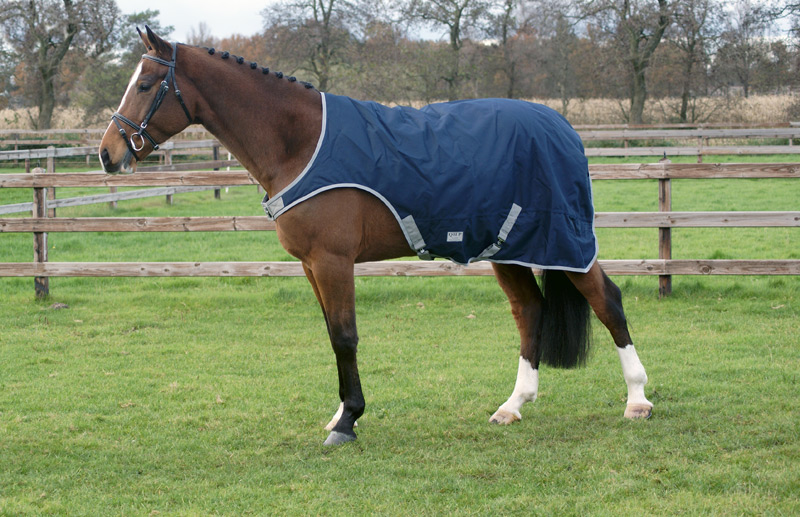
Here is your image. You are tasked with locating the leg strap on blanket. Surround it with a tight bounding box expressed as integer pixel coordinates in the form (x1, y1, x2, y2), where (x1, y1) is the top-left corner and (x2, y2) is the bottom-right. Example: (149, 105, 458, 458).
(401, 215, 432, 260)
(477, 203, 522, 260)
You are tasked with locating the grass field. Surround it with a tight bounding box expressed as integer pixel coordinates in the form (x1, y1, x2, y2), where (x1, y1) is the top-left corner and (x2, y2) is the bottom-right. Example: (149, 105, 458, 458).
(1, 161, 799, 514)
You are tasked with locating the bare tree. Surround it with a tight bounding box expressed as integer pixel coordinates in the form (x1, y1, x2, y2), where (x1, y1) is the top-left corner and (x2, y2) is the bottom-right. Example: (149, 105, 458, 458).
(262, 0, 355, 92)
(0, 0, 119, 129)
(0, 39, 15, 109)
(712, 0, 773, 98)
(74, 10, 172, 124)
(403, 0, 491, 100)
(187, 22, 220, 49)
(581, 0, 671, 124)
(486, 0, 521, 98)
(669, 0, 721, 121)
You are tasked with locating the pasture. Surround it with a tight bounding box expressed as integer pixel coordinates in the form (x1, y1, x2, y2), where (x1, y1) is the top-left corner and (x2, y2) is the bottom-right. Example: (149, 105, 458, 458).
(1, 162, 799, 514)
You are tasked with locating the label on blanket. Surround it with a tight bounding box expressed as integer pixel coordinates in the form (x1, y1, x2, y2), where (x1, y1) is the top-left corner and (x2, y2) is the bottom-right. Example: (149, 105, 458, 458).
(446, 231, 464, 242)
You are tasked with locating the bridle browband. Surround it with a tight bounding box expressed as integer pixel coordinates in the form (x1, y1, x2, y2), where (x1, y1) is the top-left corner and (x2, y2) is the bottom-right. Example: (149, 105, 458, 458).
(111, 42, 193, 159)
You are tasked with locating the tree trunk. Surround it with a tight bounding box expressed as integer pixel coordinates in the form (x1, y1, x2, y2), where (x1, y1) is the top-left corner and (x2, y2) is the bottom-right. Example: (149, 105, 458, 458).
(37, 69, 57, 130)
(630, 65, 647, 124)
(505, 59, 516, 99)
(679, 58, 694, 123)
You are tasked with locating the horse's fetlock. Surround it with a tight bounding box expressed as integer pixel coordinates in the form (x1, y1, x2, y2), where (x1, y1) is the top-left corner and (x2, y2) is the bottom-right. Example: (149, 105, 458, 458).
(346, 400, 365, 420)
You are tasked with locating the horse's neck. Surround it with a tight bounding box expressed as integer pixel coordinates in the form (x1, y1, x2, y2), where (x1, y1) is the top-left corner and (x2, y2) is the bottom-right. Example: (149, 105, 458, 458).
(185, 49, 323, 196)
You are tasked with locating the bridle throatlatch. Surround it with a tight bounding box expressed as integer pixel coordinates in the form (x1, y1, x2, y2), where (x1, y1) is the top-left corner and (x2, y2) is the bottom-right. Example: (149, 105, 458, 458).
(111, 42, 193, 159)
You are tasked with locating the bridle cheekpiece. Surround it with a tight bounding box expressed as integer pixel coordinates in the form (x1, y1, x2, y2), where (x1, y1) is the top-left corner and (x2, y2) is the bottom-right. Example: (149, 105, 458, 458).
(111, 41, 193, 159)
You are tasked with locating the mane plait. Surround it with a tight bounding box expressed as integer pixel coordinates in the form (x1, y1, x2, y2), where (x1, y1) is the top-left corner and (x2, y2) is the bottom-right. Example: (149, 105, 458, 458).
(204, 46, 316, 90)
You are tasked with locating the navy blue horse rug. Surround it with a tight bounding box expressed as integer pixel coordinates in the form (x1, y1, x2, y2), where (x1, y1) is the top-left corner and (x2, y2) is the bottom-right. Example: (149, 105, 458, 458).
(263, 93, 598, 273)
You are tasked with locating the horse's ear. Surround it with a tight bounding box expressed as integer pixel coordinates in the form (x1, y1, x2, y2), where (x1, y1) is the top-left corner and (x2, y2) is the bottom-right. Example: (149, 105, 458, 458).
(137, 27, 152, 51)
(142, 25, 172, 57)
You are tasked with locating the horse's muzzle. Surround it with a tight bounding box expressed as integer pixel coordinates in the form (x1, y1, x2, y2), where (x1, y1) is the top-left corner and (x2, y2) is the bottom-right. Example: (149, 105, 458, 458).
(100, 148, 135, 174)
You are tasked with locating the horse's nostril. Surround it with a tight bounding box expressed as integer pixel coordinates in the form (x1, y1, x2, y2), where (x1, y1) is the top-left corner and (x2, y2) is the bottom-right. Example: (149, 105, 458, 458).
(100, 148, 111, 169)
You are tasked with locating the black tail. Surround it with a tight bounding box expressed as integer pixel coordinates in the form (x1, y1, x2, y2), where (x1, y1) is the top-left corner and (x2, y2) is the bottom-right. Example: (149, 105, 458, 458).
(538, 269, 592, 369)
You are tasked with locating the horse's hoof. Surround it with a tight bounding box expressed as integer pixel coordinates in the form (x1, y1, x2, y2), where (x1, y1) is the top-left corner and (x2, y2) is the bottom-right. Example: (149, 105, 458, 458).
(489, 408, 521, 425)
(323, 430, 357, 446)
(624, 403, 653, 419)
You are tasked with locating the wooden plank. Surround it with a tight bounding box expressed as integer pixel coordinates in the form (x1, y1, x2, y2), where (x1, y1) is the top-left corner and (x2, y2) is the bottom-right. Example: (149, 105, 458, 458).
(664, 260, 800, 275)
(585, 146, 800, 157)
(0, 128, 105, 136)
(589, 162, 800, 180)
(595, 211, 800, 227)
(1, 260, 797, 278)
(0, 171, 257, 188)
(573, 122, 793, 130)
(579, 128, 800, 140)
(5, 124, 794, 137)
(0, 139, 223, 161)
(4, 163, 799, 188)
(5, 139, 800, 163)
(0, 202, 33, 215)
(4, 212, 797, 233)
(0, 216, 275, 232)
(0, 186, 234, 215)
(52, 186, 230, 208)
(136, 159, 239, 172)
(0, 145, 97, 161)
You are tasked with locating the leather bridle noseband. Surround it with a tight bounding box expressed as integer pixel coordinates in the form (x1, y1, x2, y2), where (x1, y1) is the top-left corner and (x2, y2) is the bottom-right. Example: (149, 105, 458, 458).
(111, 42, 193, 159)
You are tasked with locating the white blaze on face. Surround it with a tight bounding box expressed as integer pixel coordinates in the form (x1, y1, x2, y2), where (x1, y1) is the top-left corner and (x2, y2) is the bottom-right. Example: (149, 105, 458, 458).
(118, 62, 144, 111)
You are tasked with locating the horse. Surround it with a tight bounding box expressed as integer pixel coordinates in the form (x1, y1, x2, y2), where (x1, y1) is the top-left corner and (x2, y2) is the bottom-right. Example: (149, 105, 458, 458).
(99, 26, 653, 446)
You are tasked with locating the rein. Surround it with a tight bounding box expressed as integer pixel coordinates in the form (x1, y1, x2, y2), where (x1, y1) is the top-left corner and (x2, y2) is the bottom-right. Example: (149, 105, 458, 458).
(111, 42, 193, 158)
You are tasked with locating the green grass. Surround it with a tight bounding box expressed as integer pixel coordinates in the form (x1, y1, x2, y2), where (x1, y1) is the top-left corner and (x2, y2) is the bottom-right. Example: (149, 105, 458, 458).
(1, 276, 799, 514)
(1, 161, 799, 514)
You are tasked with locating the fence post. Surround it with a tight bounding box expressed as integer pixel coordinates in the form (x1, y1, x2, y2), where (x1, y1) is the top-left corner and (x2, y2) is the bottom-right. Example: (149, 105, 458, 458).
(109, 186, 118, 210)
(165, 149, 173, 205)
(658, 173, 672, 297)
(32, 167, 49, 298)
(46, 146, 56, 217)
(213, 144, 221, 199)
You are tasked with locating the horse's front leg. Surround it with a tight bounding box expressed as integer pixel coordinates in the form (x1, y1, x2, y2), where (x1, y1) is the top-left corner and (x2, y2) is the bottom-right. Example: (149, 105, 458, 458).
(303, 259, 364, 446)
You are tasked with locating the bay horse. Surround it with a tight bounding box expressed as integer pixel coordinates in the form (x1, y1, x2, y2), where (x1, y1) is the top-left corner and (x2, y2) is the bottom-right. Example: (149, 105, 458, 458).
(99, 27, 653, 446)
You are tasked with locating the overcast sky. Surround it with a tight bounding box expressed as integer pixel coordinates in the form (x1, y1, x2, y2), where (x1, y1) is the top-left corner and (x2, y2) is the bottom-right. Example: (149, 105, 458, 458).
(115, 0, 277, 42)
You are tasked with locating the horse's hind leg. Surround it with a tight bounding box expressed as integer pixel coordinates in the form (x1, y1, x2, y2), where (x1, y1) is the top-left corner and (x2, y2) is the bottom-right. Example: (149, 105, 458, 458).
(565, 262, 653, 419)
(489, 263, 542, 424)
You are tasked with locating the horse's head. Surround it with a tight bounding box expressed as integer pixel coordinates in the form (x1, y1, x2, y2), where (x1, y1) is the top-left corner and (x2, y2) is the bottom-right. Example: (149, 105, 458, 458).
(99, 26, 194, 173)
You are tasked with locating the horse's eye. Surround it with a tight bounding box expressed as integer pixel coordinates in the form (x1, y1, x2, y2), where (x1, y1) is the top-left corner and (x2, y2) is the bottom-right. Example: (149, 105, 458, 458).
(138, 84, 152, 93)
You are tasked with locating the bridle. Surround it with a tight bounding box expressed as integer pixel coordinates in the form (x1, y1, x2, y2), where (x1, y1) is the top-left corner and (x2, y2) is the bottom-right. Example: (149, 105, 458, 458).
(111, 42, 193, 159)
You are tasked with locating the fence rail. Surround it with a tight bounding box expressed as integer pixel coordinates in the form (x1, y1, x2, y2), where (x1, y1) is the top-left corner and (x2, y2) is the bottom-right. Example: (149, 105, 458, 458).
(2, 211, 798, 233)
(4, 123, 800, 167)
(2, 259, 798, 278)
(1, 163, 799, 298)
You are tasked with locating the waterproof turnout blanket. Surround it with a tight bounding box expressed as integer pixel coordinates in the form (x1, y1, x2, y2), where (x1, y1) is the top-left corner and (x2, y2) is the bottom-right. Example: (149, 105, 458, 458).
(263, 92, 598, 272)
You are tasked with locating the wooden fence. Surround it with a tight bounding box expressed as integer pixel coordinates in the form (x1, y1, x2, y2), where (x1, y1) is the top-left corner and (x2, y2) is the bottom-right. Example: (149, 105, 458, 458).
(3, 124, 800, 169)
(1, 162, 798, 298)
